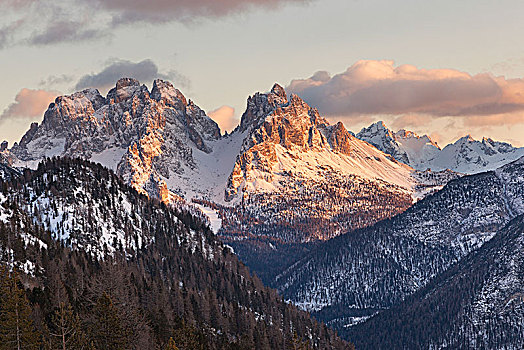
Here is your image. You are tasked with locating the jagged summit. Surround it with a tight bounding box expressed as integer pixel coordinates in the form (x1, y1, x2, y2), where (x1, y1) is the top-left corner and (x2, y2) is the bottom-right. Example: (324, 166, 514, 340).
(456, 134, 475, 143)
(226, 85, 417, 202)
(151, 79, 187, 108)
(356, 120, 440, 166)
(431, 134, 524, 173)
(270, 82, 287, 99)
(9, 78, 221, 201)
(237, 82, 289, 132)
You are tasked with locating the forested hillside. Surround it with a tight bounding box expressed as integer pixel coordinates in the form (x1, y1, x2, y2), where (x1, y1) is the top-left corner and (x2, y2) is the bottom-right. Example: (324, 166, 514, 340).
(0, 157, 350, 349)
(274, 158, 524, 330)
(347, 214, 524, 349)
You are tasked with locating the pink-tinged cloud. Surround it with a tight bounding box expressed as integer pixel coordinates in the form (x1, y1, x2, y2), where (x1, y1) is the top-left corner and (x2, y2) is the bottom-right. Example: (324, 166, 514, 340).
(208, 105, 238, 133)
(390, 114, 433, 129)
(429, 132, 443, 145)
(0, 88, 58, 121)
(95, 0, 312, 24)
(287, 60, 524, 124)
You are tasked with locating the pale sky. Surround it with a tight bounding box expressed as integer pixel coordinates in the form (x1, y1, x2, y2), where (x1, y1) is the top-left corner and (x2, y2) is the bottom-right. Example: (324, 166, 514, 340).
(1, 0, 524, 146)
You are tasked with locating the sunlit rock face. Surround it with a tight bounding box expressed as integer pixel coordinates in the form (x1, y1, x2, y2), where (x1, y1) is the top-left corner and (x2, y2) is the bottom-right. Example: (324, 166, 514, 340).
(225, 83, 417, 203)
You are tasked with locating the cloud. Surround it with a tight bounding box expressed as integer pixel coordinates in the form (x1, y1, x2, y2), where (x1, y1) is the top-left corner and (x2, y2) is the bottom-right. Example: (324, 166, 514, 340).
(0, 19, 24, 49)
(390, 114, 433, 130)
(0, 88, 58, 121)
(462, 113, 524, 127)
(489, 57, 524, 77)
(95, 0, 312, 25)
(208, 105, 238, 133)
(28, 20, 107, 46)
(287, 60, 524, 123)
(1, 1, 109, 48)
(0, 25, 10, 49)
(74, 59, 189, 91)
(38, 74, 75, 88)
(0, 0, 311, 48)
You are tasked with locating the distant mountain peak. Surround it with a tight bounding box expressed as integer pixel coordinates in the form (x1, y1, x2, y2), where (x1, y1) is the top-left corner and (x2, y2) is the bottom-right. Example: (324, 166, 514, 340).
(151, 78, 187, 107)
(115, 76, 140, 88)
(457, 134, 475, 143)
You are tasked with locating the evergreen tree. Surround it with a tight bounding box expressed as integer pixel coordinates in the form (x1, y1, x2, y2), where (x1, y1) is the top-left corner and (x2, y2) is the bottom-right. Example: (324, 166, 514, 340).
(0, 266, 40, 350)
(286, 331, 312, 350)
(90, 293, 125, 350)
(171, 321, 207, 350)
(49, 302, 85, 350)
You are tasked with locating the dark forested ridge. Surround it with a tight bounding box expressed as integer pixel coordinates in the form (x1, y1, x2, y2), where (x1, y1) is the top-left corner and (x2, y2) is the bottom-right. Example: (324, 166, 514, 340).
(0, 157, 351, 349)
(347, 214, 524, 349)
(274, 157, 524, 332)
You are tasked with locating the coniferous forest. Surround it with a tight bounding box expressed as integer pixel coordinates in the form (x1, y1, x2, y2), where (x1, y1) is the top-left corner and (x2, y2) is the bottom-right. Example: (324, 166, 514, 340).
(0, 157, 351, 349)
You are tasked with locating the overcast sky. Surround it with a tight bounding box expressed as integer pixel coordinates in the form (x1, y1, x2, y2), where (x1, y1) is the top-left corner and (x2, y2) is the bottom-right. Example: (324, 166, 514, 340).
(1, 0, 524, 146)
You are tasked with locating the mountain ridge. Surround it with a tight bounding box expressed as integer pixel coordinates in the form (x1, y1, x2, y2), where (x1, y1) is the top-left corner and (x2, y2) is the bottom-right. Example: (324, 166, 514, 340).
(347, 213, 524, 349)
(356, 120, 524, 173)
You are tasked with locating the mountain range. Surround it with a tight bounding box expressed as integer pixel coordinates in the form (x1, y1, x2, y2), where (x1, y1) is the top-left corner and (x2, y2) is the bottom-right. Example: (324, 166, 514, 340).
(357, 121, 524, 173)
(348, 211, 524, 349)
(2, 77, 524, 348)
(0, 78, 458, 281)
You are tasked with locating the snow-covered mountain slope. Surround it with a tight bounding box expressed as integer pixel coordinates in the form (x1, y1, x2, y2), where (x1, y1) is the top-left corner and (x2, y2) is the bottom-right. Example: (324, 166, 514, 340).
(1, 156, 219, 276)
(273, 156, 524, 330)
(7, 80, 452, 220)
(357, 121, 524, 173)
(348, 213, 524, 349)
(429, 135, 524, 173)
(356, 121, 441, 168)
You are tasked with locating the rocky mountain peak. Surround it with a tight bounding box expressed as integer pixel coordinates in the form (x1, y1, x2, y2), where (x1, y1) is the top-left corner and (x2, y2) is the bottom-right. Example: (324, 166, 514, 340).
(225, 88, 416, 202)
(1, 141, 8, 152)
(328, 122, 354, 155)
(397, 129, 418, 140)
(0, 141, 15, 167)
(241, 89, 330, 153)
(238, 83, 290, 132)
(270, 83, 287, 100)
(8, 78, 223, 204)
(457, 134, 475, 143)
(151, 79, 187, 108)
(357, 121, 410, 164)
(362, 121, 396, 139)
(106, 77, 147, 104)
(116, 77, 140, 89)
